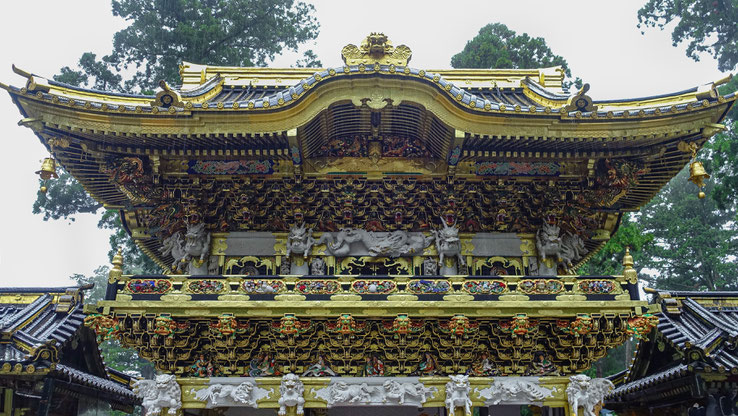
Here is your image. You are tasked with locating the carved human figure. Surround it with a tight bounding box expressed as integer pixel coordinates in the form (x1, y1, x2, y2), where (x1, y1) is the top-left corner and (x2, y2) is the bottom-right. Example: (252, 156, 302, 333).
(249, 352, 281, 377)
(278, 374, 305, 416)
(360, 355, 385, 376)
(302, 354, 337, 377)
(466, 351, 498, 376)
(190, 354, 214, 377)
(445, 375, 473, 416)
(526, 352, 559, 376)
(414, 352, 440, 376)
(133, 374, 182, 416)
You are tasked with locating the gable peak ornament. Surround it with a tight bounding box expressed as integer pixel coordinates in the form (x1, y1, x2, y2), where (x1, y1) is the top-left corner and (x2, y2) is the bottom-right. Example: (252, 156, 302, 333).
(342, 33, 412, 66)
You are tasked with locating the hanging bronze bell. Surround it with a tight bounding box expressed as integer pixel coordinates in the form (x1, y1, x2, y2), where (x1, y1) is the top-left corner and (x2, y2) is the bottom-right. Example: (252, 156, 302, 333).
(36, 157, 58, 181)
(688, 160, 710, 198)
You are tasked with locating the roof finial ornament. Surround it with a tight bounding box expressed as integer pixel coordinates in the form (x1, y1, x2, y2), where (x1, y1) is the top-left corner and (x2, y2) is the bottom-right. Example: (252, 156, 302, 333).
(341, 33, 412, 66)
(152, 79, 183, 108)
(622, 246, 637, 282)
(109, 248, 124, 282)
(563, 83, 597, 113)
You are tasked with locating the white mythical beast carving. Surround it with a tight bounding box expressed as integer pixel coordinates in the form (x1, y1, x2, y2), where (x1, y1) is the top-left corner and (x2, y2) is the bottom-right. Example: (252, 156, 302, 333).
(560, 232, 588, 269)
(133, 374, 182, 416)
(278, 373, 305, 416)
(192, 381, 262, 408)
(476, 378, 555, 405)
(286, 223, 317, 259)
(160, 222, 211, 273)
(535, 223, 588, 274)
(383, 379, 433, 405)
(432, 218, 465, 267)
(319, 229, 433, 258)
(326, 381, 374, 405)
(536, 223, 562, 263)
(445, 375, 473, 416)
(566, 374, 614, 416)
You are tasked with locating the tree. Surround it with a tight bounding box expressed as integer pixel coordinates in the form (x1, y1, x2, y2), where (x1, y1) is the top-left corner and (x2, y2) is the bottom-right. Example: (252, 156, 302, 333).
(57, 0, 321, 92)
(72, 267, 155, 380)
(638, 167, 738, 290)
(451, 23, 579, 87)
(37, 0, 322, 271)
(637, 0, 738, 72)
(577, 215, 653, 276)
(705, 76, 738, 210)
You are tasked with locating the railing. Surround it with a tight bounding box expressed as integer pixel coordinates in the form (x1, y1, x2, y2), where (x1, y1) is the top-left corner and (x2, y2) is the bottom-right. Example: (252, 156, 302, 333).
(107, 274, 637, 302)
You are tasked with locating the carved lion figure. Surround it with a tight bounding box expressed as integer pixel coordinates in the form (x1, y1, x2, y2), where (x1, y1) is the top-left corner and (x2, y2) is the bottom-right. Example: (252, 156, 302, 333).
(133, 374, 181, 416)
(383, 380, 431, 405)
(329, 382, 374, 404)
(278, 373, 305, 416)
(192, 382, 258, 408)
(445, 375, 473, 416)
(566, 374, 614, 416)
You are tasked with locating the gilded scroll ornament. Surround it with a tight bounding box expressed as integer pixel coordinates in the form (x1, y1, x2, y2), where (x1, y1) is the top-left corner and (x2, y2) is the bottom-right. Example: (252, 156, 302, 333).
(341, 33, 412, 66)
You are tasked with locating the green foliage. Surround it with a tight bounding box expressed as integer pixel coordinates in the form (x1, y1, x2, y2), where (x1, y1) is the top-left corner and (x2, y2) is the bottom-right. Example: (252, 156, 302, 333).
(38, 0, 322, 273)
(706, 75, 738, 210)
(578, 215, 653, 276)
(92, 0, 321, 91)
(451, 23, 579, 87)
(637, 0, 738, 72)
(54, 52, 123, 92)
(638, 167, 738, 290)
(71, 269, 155, 380)
(98, 210, 162, 274)
(295, 49, 322, 68)
(32, 168, 102, 221)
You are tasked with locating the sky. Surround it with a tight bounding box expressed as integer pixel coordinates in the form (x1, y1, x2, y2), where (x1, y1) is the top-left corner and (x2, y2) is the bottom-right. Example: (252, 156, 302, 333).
(0, 0, 729, 287)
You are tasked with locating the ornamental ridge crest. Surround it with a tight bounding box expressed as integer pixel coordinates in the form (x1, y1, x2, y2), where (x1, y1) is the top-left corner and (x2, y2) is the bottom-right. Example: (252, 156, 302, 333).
(341, 33, 412, 66)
